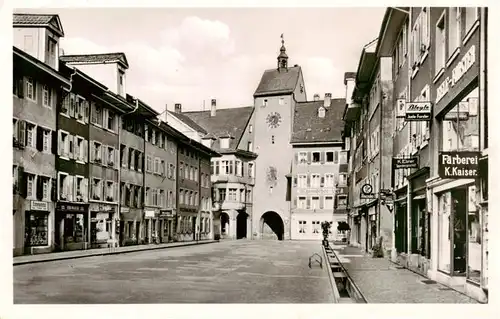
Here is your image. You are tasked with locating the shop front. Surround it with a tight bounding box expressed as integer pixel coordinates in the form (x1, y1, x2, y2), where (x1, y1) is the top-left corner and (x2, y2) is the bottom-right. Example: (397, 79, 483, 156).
(159, 209, 175, 243)
(393, 187, 407, 262)
(23, 200, 54, 255)
(119, 206, 143, 246)
(89, 203, 117, 248)
(368, 204, 377, 250)
(143, 209, 159, 244)
(177, 209, 197, 242)
(55, 202, 89, 251)
(407, 167, 430, 276)
(477, 155, 488, 291)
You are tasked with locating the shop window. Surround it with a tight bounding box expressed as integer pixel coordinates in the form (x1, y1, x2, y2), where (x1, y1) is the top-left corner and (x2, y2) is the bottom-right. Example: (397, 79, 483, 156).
(64, 213, 86, 244)
(25, 212, 48, 246)
(441, 88, 479, 152)
(467, 185, 481, 284)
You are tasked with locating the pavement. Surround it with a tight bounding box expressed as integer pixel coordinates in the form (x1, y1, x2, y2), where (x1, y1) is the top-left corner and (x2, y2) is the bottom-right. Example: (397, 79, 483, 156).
(13, 239, 217, 265)
(14, 240, 334, 303)
(332, 244, 479, 303)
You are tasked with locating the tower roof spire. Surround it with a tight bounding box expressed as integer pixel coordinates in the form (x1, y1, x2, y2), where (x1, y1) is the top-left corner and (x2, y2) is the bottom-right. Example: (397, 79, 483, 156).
(277, 33, 288, 71)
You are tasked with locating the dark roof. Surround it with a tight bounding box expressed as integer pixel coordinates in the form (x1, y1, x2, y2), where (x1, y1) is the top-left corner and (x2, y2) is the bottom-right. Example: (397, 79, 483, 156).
(291, 98, 346, 143)
(181, 107, 254, 151)
(13, 13, 64, 36)
(60, 53, 129, 69)
(254, 66, 301, 97)
(13, 46, 70, 87)
(168, 111, 208, 134)
(344, 72, 357, 84)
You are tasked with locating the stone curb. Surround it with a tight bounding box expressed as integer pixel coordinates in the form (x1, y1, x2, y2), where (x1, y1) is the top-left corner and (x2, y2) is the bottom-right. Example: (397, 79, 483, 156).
(13, 240, 219, 266)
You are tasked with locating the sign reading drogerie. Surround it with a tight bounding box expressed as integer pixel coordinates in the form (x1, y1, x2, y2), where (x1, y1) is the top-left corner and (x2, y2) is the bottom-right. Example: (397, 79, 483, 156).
(438, 152, 480, 179)
(405, 102, 432, 121)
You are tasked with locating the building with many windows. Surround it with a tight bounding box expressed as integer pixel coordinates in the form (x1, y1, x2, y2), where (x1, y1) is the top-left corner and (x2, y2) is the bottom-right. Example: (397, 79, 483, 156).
(343, 6, 488, 303)
(60, 53, 135, 249)
(12, 14, 70, 256)
(290, 94, 347, 240)
(171, 100, 257, 240)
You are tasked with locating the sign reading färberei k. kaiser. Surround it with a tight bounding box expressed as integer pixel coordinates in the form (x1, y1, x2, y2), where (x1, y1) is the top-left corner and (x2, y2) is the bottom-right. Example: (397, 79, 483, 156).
(438, 151, 480, 179)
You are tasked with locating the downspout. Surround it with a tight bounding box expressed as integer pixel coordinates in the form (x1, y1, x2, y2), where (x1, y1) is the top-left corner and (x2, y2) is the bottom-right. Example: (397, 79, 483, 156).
(406, 8, 413, 255)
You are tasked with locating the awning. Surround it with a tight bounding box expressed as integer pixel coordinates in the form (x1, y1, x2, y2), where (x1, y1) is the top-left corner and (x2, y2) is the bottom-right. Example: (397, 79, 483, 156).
(413, 194, 426, 200)
(394, 196, 407, 203)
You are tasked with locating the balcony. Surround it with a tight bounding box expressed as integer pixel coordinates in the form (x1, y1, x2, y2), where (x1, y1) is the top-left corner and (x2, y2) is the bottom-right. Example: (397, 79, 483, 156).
(212, 174, 254, 186)
(220, 199, 246, 211)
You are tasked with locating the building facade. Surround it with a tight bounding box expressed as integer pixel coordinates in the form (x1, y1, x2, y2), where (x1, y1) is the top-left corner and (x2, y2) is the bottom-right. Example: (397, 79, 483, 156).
(290, 95, 348, 240)
(344, 6, 488, 302)
(12, 14, 69, 256)
(173, 101, 257, 240)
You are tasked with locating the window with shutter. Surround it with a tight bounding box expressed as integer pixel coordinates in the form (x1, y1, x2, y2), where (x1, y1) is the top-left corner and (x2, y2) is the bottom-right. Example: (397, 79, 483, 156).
(306, 175, 311, 188)
(51, 178, 57, 202)
(334, 151, 339, 163)
(293, 177, 297, 187)
(320, 152, 325, 164)
(293, 197, 297, 208)
(307, 152, 311, 164)
(306, 197, 311, 209)
(36, 175, 43, 200)
(319, 197, 324, 209)
(18, 120, 26, 148)
(320, 176, 325, 187)
(36, 127, 43, 151)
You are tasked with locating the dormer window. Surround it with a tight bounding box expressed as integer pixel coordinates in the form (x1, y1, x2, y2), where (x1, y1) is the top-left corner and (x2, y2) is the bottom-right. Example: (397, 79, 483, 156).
(318, 107, 326, 118)
(118, 69, 125, 96)
(46, 37, 57, 68)
(202, 139, 213, 148)
(220, 137, 230, 149)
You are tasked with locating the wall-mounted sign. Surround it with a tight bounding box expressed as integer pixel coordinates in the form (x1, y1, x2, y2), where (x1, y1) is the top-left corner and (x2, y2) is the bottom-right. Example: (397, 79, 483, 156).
(30, 201, 49, 211)
(436, 45, 476, 104)
(159, 210, 174, 218)
(144, 210, 156, 218)
(438, 151, 480, 179)
(392, 157, 419, 169)
(360, 193, 376, 200)
(396, 99, 406, 118)
(405, 102, 432, 121)
(120, 207, 130, 213)
(57, 203, 86, 213)
(443, 102, 470, 120)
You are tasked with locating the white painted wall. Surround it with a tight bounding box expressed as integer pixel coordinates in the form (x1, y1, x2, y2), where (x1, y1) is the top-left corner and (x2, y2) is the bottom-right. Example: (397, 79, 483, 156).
(71, 63, 119, 94)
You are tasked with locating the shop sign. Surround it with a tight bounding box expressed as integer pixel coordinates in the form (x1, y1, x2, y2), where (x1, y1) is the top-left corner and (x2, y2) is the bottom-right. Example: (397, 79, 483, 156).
(360, 183, 375, 200)
(159, 209, 174, 218)
(120, 207, 130, 213)
(99, 204, 114, 212)
(443, 102, 471, 120)
(405, 102, 432, 121)
(438, 151, 480, 179)
(396, 99, 406, 118)
(392, 157, 419, 169)
(30, 200, 48, 211)
(436, 45, 476, 104)
(144, 210, 156, 218)
(57, 203, 86, 213)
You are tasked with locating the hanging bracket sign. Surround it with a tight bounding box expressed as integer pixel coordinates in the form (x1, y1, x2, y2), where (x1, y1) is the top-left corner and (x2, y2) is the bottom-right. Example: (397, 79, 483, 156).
(405, 101, 432, 121)
(392, 157, 419, 170)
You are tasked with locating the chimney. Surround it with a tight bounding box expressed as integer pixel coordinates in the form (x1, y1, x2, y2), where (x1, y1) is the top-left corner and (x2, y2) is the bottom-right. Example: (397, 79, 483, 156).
(175, 103, 182, 113)
(164, 104, 168, 123)
(313, 94, 320, 101)
(324, 93, 332, 107)
(211, 99, 217, 117)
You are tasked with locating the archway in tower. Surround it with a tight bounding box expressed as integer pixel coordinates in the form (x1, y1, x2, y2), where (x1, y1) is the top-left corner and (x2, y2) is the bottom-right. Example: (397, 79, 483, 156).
(236, 212, 249, 239)
(260, 211, 284, 240)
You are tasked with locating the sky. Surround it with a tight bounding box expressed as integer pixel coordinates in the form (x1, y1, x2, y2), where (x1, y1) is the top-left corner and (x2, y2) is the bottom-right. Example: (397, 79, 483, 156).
(16, 7, 385, 113)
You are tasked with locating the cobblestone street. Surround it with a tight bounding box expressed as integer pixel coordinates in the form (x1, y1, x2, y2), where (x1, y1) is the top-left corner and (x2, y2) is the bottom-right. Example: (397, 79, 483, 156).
(14, 240, 334, 304)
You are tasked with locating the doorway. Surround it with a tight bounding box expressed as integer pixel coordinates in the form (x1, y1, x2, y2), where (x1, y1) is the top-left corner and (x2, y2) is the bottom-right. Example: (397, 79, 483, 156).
(236, 212, 248, 239)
